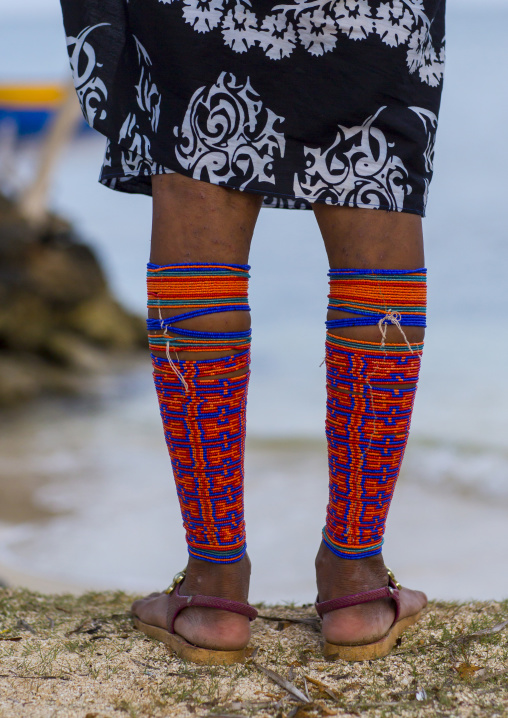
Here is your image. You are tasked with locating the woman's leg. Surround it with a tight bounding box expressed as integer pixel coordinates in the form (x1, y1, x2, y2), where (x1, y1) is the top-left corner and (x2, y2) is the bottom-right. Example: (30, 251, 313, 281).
(132, 173, 263, 651)
(313, 205, 427, 646)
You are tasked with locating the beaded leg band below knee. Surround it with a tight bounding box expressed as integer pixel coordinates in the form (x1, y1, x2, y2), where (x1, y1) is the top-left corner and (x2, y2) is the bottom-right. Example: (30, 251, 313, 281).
(323, 269, 427, 559)
(147, 263, 251, 564)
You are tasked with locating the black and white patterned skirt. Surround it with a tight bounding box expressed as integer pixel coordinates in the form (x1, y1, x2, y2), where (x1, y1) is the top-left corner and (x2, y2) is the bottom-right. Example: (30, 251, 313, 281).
(60, 0, 445, 214)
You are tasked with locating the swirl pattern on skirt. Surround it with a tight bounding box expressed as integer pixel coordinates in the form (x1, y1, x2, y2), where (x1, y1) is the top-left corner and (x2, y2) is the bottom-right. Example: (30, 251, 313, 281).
(174, 72, 286, 189)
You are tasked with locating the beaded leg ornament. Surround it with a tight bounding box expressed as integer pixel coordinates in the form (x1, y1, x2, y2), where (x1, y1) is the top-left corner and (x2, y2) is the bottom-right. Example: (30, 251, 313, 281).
(323, 269, 427, 559)
(147, 263, 251, 564)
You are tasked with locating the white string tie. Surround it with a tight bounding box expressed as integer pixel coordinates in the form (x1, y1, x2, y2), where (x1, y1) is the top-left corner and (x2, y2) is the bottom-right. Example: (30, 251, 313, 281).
(158, 307, 189, 392)
(378, 310, 414, 353)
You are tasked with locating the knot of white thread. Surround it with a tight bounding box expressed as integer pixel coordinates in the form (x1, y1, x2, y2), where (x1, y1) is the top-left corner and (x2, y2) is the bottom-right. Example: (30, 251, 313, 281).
(159, 307, 189, 392)
(378, 310, 414, 353)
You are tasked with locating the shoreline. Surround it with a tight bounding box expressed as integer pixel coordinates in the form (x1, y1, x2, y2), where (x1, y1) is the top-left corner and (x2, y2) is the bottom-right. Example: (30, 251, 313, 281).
(0, 475, 507, 602)
(0, 557, 82, 595)
(0, 376, 507, 602)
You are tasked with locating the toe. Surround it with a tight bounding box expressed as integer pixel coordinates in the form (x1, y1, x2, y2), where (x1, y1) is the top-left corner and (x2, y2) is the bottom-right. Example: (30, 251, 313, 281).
(398, 587, 427, 620)
(131, 592, 164, 619)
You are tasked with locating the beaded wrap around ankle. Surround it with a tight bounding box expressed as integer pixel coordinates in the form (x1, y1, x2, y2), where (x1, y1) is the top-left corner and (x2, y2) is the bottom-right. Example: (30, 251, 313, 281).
(323, 268, 426, 559)
(147, 263, 251, 563)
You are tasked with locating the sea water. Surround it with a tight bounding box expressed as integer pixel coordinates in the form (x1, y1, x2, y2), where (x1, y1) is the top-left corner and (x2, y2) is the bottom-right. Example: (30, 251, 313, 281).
(0, 4, 507, 601)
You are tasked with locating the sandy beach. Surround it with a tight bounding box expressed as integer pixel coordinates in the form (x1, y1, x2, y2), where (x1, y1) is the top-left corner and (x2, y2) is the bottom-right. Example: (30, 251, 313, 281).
(0, 587, 507, 718)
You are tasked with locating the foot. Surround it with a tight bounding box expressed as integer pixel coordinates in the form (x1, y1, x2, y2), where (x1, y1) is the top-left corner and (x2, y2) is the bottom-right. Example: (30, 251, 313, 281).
(315, 542, 427, 646)
(131, 555, 252, 651)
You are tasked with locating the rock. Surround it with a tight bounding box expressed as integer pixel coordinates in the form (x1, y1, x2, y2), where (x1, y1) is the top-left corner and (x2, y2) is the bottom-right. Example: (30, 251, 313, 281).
(0, 293, 55, 351)
(43, 332, 109, 372)
(27, 238, 107, 306)
(0, 195, 39, 264)
(0, 353, 97, 406)
(0, 192, 146, 406)
(63, 294, 146, 349)
(0, 356, 40, 405)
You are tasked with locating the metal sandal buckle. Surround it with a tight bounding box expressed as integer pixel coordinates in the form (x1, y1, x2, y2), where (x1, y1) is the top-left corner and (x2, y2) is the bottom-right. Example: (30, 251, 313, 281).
(165, 570, 186, 595)
(386, 568, 402, 590)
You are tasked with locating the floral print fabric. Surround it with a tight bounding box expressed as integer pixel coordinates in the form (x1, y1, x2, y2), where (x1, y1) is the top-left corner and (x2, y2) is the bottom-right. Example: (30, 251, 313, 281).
(160, 0, 445, 85)
(60, 0, 445, 214)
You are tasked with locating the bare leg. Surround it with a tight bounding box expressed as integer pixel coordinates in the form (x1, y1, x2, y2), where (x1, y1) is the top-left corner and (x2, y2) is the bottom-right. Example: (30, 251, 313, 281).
(132, 174, 263, 651)
(313, 205, 427, 646)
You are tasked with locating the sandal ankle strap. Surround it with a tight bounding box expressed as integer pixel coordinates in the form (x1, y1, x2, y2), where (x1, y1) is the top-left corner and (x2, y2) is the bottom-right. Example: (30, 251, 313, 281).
(315, 575, 400, 624)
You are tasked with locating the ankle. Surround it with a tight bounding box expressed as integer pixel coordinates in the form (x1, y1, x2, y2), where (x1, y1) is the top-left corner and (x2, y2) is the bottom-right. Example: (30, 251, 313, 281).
(316, 542, 388, 599)
(182, 554, 251, 601)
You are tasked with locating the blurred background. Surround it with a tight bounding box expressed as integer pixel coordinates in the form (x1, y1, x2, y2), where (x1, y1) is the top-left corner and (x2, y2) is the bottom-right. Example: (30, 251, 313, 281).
(0, 0, 507, 603)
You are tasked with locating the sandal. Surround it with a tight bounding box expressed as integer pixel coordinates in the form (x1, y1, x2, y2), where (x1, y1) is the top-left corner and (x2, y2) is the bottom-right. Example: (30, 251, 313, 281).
(315, 569, 423, 661)
(131, 570, 258, 665)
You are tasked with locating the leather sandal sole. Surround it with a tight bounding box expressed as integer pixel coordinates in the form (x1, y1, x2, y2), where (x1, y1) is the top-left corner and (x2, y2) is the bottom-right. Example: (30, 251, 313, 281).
(132, 616, 248, 665)
(323, 609, 422, 662)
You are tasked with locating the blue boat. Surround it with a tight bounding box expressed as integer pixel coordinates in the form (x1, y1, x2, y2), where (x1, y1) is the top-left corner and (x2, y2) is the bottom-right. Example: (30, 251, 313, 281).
(0, 83, 88, 136)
